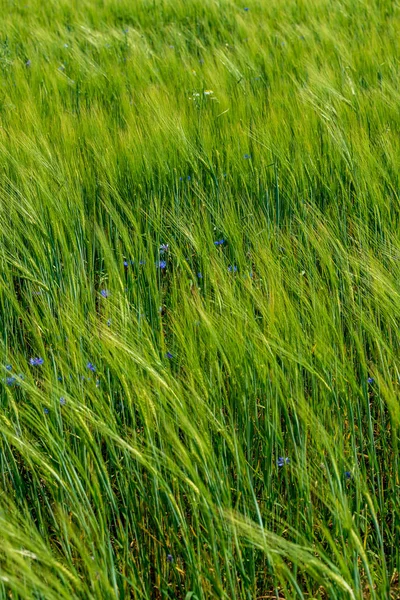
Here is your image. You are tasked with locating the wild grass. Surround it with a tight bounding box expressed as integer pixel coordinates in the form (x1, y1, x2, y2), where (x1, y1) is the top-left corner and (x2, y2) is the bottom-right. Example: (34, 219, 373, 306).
(0, 0, 399, 598)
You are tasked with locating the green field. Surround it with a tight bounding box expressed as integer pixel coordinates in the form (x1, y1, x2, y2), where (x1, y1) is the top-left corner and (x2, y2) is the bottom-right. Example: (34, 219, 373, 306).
(0, 0, 399, 598)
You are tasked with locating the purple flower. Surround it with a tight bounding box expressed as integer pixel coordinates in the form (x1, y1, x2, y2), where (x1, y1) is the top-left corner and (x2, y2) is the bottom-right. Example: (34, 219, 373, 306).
(60, 397, 66, 406)
(87, 362, 96, 372)
(277, 457, 290, 467)
(5, 364, 12, 371)
(100, 289, 109, 298)
(156, 260, 167, 269)
(166, 352, 173, 359)
(214, 239, 225, 246)
(29, 357, 44, 366)
(159, 244, 169, 254)
(344, 471, 352, 479)
(6, 376, 16, 386)
(167, 554, 174, 563)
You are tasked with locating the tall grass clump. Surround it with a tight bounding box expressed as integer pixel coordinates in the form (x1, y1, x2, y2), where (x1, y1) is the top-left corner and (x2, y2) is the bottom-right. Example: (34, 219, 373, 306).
(0, 0, 399, 597)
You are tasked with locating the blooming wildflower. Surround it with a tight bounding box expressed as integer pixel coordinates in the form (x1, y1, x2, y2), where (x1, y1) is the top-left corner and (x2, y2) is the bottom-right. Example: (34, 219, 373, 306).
(87, 362, 96, 372)
(159, 244, 169, 254)
(277, 457, 290, 467)
(228, 265, 238, 273)
(367, 377, 374, 384)
(25, 59, 31, 67)
(100, 289, 109, 298)
(204, 90, 213, 95)
(156, 260, 167, 269)
(214, 239, 225, 246)
(44, 407, 49, 414)
(166, 352, 173, 359)
(123, 260, 129, 267)
(167, 554, 174, 563)
(60, 397, 66, 406)
(139, 260, 146, 265)
(244, 154, 251, 159)
(57, 375, 63, 381)
(29, 357, 44, 366)
(6, 376, 16, 386)
(107, 319, 112, 327)
(5, 365, 12, 371)
(244, 6, 249, 10)
(197, 272, 203, 279)
(344, 471, 352, 479)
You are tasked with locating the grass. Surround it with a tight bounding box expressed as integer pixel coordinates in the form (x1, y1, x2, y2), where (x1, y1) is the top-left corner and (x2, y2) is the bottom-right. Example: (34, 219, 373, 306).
(0, 0, 399, 597)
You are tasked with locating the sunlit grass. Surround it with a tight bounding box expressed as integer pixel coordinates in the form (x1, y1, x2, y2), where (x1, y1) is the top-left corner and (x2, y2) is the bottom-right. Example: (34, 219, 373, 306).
(0, 0, 399, 598)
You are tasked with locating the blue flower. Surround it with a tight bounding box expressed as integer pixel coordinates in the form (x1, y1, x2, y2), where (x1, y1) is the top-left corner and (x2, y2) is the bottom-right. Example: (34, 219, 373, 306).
(167, 554, 174, 563)
(139, 260, 146, 265)
(87, 362, 96, 372)
(123, 260, 129, 267)
(244, 154, 251, 159)
(100, 289, 109, 298)
(277, 457, 290, 467)
(197, 272, 203, 279)
(367, 377, 374, 384)
(344, 471, 352, 479)
(5, 364, 12, 371)
(44, 407, 49, 414)
(166, 352, 173, 359)
(29, 357, 44, 366)
(159, 244, 169, 254)
(214, 239, 225, 246)
(228, 265, 238, 273)
(6, 376, 16, 386)
(244, 6, 249, 10)
(156, 260, 167, 269)
(60, 397, 66, 406)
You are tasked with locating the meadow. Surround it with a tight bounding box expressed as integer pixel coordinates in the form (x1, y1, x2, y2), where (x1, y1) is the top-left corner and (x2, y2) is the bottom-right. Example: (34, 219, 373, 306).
(0, 0, 399, 598)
